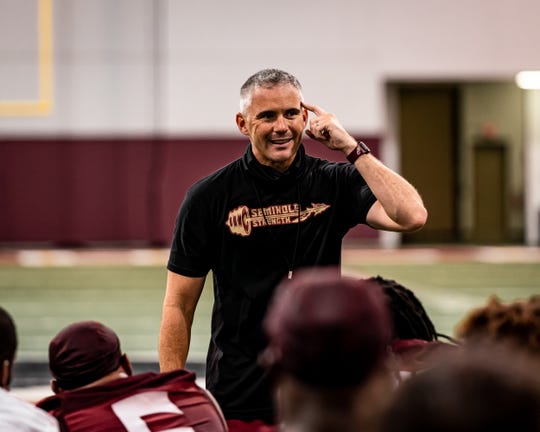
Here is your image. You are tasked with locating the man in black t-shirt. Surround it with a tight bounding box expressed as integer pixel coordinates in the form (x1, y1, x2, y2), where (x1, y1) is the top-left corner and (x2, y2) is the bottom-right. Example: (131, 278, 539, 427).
(159, 68, 428, 430)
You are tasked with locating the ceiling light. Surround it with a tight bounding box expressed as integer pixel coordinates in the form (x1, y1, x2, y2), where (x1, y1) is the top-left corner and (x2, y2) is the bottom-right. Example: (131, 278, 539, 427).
(515, 71, 540, 89)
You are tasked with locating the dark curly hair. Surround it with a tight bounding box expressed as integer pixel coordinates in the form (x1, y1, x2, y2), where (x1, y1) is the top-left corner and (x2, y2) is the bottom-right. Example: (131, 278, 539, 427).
(455, 294, 540, 356)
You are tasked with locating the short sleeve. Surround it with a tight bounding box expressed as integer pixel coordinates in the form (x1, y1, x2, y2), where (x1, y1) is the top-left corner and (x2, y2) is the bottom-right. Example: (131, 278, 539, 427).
(342, 164, 377, 228)
(167, 188, 214, 277)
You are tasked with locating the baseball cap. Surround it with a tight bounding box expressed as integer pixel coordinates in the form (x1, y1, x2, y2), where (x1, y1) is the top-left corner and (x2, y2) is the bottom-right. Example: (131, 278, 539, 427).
(49, 321, 122, 390)
(261, 269, 392, 388)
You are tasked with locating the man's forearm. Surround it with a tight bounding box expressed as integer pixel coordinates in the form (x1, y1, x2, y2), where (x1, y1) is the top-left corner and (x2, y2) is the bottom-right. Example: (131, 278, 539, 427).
(354, 154, 427, 231)
(159, 304, 190, 372)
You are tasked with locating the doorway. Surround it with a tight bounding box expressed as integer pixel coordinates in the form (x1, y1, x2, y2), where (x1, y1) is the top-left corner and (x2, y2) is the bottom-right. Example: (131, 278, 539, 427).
(392, 81, 525, 245)
(397, 84, 460, 243)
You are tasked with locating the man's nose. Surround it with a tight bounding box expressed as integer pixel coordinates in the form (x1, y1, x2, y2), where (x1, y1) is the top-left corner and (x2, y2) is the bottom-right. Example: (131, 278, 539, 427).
(273, 115, 288, 132)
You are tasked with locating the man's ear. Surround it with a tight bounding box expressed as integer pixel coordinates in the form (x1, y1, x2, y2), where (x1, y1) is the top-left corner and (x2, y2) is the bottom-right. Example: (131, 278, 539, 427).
(120, 354, 133, 377)
(51, 379, 61, 394)
(1, 359, 11, 390)
(236, 113, 250, 136)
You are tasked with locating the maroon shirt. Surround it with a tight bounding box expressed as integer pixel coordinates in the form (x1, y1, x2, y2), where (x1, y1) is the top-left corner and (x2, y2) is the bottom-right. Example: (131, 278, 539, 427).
(37, 369, 227, 432)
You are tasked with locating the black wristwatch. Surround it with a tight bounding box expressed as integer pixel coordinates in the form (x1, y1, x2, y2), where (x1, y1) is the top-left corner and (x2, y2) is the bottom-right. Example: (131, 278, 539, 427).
(346, 141, 371, 164)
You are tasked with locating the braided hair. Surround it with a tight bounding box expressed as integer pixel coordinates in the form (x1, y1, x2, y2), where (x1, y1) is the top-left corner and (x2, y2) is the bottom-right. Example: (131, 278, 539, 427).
(367, 276, 438, 342)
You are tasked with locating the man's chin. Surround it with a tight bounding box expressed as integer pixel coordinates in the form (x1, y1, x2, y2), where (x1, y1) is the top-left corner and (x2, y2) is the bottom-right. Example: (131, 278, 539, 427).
(270, 148, 295, 162)
(270, 140, 300, 154)
(267, 151, 297, 170)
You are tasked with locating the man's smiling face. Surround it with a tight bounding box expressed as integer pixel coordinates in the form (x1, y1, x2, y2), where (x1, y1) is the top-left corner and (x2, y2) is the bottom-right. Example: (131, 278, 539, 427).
(236, 84, 308, 173)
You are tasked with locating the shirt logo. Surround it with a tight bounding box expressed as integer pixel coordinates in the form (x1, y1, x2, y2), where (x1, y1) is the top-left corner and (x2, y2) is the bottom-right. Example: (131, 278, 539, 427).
(226, 203, 330, 237)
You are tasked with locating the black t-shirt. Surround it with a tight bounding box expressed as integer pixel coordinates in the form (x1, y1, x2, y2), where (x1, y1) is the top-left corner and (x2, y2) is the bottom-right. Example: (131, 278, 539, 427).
(168, 144, 376, 422)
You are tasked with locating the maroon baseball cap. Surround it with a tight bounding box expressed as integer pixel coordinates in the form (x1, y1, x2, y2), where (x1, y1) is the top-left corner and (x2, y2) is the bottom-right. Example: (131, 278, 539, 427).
(49, 320, 122, 390)
(261, 269, 392, 388)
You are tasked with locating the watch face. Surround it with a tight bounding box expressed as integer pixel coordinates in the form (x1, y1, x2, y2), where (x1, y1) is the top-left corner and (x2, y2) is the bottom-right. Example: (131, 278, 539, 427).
(358, 141, 371, 154)
(347, 142, 370, 163)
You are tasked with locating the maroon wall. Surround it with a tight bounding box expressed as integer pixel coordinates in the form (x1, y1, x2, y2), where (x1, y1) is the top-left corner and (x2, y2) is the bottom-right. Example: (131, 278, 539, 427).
(0, 136, 380, 246)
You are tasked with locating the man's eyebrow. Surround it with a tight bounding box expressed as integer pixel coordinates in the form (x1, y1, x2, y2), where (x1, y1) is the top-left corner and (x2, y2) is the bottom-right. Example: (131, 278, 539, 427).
(255, 110, 276, 119)
(255, 107, 300, 119)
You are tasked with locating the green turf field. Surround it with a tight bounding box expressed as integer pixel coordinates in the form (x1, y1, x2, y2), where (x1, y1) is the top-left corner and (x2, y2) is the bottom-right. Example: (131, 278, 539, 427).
(346, 262, 540, 340)
(1, 262, 539, 363)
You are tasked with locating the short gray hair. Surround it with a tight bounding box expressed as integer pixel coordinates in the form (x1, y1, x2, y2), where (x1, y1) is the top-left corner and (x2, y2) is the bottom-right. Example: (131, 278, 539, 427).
(239, 68, 303, 113)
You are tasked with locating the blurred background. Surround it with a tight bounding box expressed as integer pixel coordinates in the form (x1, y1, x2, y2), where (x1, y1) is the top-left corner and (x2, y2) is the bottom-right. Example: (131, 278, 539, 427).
(1, 0, 539, 395)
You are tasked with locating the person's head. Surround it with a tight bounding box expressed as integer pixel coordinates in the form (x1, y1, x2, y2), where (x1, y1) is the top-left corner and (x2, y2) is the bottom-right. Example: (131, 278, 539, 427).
(455, 294, 540, 357)
(0, 307, 17, 389)
(236, 68, 308, 173)
(379, 346, 540, 432)
(48, 320, 132, 393)
(262, 269, 393, 431)
(367, 276, 458, 377)
(367, 276, 437, 342)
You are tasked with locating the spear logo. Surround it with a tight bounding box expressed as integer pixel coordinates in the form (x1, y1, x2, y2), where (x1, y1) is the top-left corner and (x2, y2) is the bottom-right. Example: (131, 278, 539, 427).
(225, 203, 331, 237)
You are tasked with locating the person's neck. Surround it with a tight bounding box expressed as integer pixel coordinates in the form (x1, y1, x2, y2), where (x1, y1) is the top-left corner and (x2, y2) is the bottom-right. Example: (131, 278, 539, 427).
(256, 158, 294, 175)
(78, 368, 129, 390)
(277, 372, 392, 432)
(281, 404, 359, 432)
(278, 379, 360, 432)
(1, 359, 11, 390)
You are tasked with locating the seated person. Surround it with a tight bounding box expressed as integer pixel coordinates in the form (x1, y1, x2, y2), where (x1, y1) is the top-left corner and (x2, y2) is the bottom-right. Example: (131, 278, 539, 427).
(0, 306, 60, 432)
(455, 294, 540, 358)
(367, 276, 459, 379)
(379, 346, 540, 432)
(37, 320, 227, 432)
(260, 269, 394, 432)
